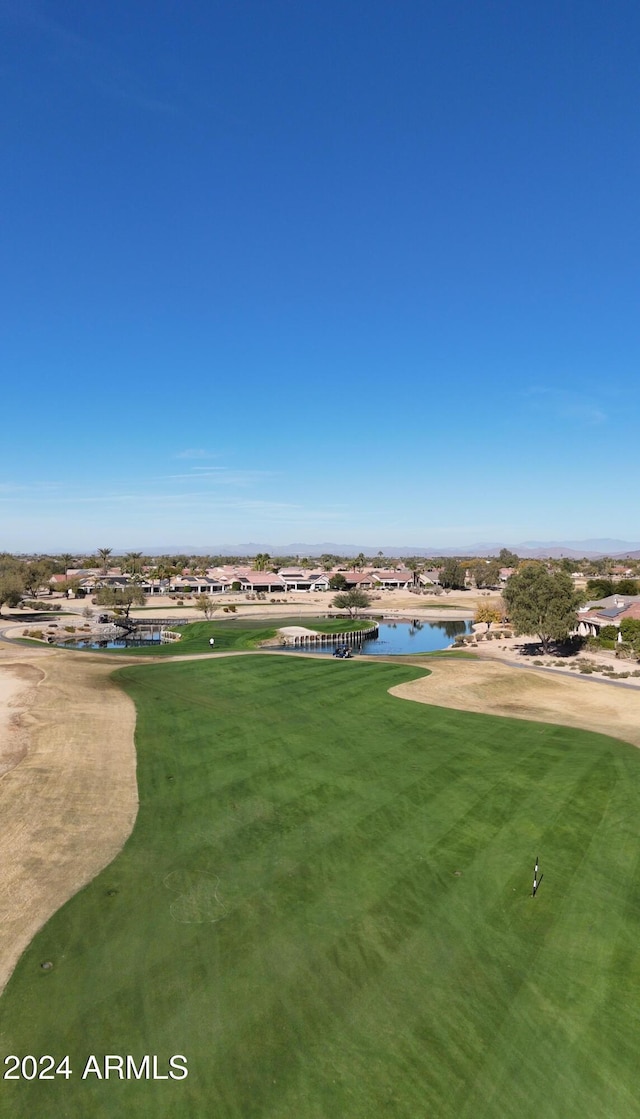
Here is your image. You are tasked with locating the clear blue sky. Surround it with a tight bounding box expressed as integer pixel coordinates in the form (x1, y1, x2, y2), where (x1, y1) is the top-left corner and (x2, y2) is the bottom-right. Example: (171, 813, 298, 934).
(2, 0, 639, 552)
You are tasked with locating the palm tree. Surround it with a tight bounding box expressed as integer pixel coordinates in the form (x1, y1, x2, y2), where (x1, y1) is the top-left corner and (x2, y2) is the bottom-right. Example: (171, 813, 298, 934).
(60, 552, 74, 576)
(97, 547, 112, 575)
(124, 551, 143, 575)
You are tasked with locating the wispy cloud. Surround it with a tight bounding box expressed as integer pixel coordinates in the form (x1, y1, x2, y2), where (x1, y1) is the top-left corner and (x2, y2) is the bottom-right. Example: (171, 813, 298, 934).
(165, 468, 276, 486)
(524, 387, 608, 426)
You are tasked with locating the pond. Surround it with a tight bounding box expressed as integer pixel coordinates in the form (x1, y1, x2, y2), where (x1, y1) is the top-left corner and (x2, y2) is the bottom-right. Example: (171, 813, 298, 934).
(281, 619, 473, 656)
(55, 619, 473, 654)
(55, 628, 164, 650)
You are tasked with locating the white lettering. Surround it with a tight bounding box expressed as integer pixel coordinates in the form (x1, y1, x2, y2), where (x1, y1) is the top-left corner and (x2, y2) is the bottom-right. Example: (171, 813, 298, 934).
(169, 1054, 188, 1080)
(104, 1055, 124, 1079)
(126, 1055, 150, 1080)
(152, 1055, 169, 1080)
(82, 1055, 102, 1080)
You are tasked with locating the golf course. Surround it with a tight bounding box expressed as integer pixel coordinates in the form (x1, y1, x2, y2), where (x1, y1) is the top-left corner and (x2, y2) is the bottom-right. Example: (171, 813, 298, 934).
(2, 653, 640, 1118)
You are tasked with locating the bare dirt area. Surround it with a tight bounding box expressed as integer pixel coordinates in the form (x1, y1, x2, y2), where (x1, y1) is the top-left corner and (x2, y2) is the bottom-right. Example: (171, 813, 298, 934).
(52, 587, 479, 622)
(389, 656, 640, 749)
(0, 662, 43, 779)
(468, 629, 640, 688)
(0, 644, 138, 994)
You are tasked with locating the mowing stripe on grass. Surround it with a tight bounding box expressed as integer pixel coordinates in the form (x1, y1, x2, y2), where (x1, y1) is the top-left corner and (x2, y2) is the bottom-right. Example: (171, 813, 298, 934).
(2, 656, 640, 1118)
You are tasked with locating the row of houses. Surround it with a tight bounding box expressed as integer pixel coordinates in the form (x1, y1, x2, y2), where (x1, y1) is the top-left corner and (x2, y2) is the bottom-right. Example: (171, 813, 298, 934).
(50, 565, 445, 597)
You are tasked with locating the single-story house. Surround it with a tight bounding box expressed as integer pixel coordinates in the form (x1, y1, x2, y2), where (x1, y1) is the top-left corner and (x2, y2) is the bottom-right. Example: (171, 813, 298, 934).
(238, 572, 287, 593)
(371, 570, 414, 590)
(341, 571, 375, 589)
(575, 597, 640, 637)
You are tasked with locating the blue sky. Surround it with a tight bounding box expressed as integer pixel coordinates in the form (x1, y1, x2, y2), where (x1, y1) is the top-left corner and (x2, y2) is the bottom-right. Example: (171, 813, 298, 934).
(2, 0, 639, 552)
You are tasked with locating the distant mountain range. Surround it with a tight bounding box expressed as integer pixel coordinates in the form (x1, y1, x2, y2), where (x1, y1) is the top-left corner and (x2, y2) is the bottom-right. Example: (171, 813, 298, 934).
(138, 539, 640, 560)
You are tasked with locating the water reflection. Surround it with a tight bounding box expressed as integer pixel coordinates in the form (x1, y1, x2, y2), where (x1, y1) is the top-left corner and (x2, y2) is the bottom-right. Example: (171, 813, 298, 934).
(282, 620, 473, 656)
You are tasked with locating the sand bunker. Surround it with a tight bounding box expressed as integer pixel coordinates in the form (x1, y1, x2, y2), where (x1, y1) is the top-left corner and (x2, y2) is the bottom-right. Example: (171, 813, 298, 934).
(0, 646, 137, 994)
(279, 626, 323, 638)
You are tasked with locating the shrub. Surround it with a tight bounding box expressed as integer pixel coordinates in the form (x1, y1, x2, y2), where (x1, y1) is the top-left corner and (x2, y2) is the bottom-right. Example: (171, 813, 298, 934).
(28, 630, 44, 640)
(22, 599, 59, 612)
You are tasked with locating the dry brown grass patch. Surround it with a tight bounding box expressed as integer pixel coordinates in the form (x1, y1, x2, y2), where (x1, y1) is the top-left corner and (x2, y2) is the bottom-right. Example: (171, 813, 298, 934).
(390, 657, 640, 749)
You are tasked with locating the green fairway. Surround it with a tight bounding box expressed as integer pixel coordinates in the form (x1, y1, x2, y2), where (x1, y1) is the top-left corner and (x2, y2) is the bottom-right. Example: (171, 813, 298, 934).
(105, 616, 376, 656)
(2, 656, 640, 1118)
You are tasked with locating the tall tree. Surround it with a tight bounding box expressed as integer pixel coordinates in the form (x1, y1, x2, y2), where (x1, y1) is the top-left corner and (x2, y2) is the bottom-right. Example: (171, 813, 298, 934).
(586, 578, 615, 600)
(616, 579, 639, 596)
(498, 548, 519, 568)
(94, 585, 146, 619)
(23, 560, 53, 598)
(439, 558, 467, 589)
(97, 547, 112, 575)
(328, 573, 348, 590)
(124, 551, 143, 574)
(0, 574, 24, 615)
(320, 553, 338, 571)
(503, 568, 578, 653)
(473, 559, 501, 588)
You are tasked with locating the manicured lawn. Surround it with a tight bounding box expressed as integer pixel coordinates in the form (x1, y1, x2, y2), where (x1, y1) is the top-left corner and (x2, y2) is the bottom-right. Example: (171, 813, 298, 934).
(3, 656, 640, 1117)
(105, 617, 376, 656)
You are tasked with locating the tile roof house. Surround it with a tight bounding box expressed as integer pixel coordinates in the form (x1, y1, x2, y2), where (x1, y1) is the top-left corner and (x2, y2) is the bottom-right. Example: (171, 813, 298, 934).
(499, 567, 516, 581)
(341, 571, 375, 589)
(239, 572, 287, 593)
(371, 570, 414, 589)
(575, 597, 640, 636)
(419, 568, 442, 586)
